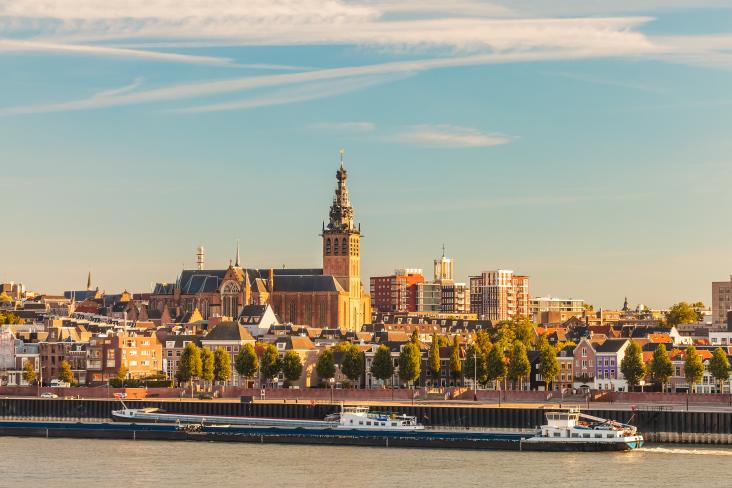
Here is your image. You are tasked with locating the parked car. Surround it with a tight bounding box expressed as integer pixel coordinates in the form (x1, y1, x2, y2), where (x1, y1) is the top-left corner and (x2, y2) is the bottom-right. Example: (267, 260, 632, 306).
(40, 392, 59, 399)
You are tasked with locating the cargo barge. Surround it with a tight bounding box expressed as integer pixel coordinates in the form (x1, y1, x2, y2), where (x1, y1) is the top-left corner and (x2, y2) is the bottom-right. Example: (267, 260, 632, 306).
(0, 406, 643, 451)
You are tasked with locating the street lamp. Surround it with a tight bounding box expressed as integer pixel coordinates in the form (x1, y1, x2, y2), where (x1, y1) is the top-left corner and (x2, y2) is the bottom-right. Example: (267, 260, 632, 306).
(473, 348, 478, 402)
(329, 377, 335, 404)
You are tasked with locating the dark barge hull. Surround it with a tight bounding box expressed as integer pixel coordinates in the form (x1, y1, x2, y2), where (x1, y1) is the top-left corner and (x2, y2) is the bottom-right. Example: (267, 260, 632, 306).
(0, 421, 637, 452)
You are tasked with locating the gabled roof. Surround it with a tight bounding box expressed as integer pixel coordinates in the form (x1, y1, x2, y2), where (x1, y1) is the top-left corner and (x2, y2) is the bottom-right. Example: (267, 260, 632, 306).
(273, 275, 344, 292)
(595, 339, 628, 353)
(204, 321, 254, 342)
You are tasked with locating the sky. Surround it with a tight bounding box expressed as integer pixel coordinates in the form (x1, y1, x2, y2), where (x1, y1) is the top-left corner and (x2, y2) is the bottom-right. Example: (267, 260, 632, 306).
(1, 0, 731, 309)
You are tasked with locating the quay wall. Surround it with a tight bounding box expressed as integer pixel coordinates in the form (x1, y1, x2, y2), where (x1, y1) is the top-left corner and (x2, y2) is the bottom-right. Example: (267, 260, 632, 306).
(0, 398, 731, 445)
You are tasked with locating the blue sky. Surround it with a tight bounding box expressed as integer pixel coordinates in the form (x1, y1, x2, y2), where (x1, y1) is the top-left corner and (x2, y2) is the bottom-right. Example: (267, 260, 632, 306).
(1, 0, 731, 309)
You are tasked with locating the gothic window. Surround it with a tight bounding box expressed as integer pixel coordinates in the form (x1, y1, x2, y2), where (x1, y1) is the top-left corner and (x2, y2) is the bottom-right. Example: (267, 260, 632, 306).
(341, 238, 348, 255)
(326, 239, 331, 255)
(319, 302, 327, 325)
(289, 302, 297, 323)
(304, 302, 312, 324)
(333, 238, 339, 255)
(221, 281, 241, 319)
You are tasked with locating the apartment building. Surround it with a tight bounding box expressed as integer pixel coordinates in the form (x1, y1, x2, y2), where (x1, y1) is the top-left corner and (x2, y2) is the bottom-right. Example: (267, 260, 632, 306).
(469, 270, 530, 321)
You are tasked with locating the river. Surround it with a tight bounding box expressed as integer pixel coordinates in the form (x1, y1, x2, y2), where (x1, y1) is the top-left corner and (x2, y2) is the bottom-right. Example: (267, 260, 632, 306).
(1, 438, 730, 487)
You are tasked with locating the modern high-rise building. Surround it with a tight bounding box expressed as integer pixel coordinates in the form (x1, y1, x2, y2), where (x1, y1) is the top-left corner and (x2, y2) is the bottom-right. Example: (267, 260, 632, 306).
(712, 276, 732, 327)
(469, 270, 530, 321)
(440, 283, 470, 313)
(416, 282, 442, 313)
(530, 296, 585, 324)
(370, 269, 425, 313)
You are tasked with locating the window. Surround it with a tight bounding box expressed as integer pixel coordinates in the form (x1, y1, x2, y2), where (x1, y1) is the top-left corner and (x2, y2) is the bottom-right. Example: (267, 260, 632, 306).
(326, 239, 331, 255)
(341, 238, 348, 255)
(289, 302, 297, 323)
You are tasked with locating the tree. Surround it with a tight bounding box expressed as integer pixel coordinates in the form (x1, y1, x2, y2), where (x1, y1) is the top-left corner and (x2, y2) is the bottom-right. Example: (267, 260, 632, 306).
(475, 330, 492, 353)
(683, 346, 704, 393)
(410, 330, 420, 345)
(666, 302, 699, 327)
(508, 341, 531, 390)
(486, 345, 507, 389)
(511, 316, 536, 350)
(649, 344, 673, 392)
(340, 344, 364, 384)
(428, 333, 441, 382)
(370, 345, 394, 384)
(620, 341, 646, 390)
(281, 350, 303, 385)
(316, 349, 336, 383)
(235, 343, 258, 386)
(213, 347, 231, 385)
(709, 347, 731, 394)
(177, 343, 202, 387)
(398, 342, 422, 387)
(464, 344, 487, 386)
(538, 345, 560, 391)
(449, 336, 462, 381)
(116, 364, 129, 383)
(200, 347, 215, 390)
(534, 333, 550, 352)
(260, 343, 282, 385)
(435, 335, 449, 347)
(58, 360, 74, 385)
(22, 360, 36, 385)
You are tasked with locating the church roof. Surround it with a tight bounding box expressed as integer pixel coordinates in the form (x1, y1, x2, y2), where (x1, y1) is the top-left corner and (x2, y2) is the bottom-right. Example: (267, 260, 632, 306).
(274, 275, 345, 293)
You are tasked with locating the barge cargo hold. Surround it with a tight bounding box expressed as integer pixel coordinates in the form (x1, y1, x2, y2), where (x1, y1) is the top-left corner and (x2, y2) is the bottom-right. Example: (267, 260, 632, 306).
(0, 419, 639, 452)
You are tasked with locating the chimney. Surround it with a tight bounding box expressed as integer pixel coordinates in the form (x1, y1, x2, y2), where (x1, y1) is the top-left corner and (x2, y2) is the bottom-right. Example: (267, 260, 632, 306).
(269, 268, 275, 293)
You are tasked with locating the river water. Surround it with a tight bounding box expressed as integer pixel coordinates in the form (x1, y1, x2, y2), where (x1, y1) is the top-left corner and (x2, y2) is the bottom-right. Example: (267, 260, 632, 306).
(1, 438, 730, 487)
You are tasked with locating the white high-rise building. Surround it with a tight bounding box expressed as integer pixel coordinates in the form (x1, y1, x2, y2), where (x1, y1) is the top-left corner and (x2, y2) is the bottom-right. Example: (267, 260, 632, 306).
(470, 270, 530, 321)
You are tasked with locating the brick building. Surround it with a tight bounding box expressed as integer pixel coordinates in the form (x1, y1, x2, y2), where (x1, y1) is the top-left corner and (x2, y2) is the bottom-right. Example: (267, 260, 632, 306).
(370, 269, 425, 313)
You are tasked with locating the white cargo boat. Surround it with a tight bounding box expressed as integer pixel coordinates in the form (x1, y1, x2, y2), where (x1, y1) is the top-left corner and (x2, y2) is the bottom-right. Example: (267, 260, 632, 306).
(522, 408, 644, 451)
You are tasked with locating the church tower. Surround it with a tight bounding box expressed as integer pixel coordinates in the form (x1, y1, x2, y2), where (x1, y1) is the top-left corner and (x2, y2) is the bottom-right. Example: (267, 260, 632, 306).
(322, 150, 361, 296)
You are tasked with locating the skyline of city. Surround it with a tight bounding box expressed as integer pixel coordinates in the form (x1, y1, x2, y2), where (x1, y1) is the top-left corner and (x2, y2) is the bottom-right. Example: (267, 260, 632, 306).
(2, 1, 732, 307)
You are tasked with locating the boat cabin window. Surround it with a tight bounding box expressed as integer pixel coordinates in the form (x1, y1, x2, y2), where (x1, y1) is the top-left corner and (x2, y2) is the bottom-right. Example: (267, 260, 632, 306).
(391, 422, 397, 427)
(571, 433, 579, 438)
(594, 434, 602, 438)
(359, 421, 363, 425)
(553, 432, 561, 437)
(366, 422, 371, 426)
(350, 420, 353, 424)
(582, 433, 590, 438)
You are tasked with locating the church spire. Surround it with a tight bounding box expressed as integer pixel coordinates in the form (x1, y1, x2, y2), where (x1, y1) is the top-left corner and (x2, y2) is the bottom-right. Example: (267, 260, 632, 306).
(235, 239, 241, 267)
(328, 149, 355, 232)
(86, 271, 92, 291)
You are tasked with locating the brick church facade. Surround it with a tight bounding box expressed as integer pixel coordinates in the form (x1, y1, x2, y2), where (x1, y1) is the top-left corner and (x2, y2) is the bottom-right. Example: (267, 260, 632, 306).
(149, 157, 371, 331)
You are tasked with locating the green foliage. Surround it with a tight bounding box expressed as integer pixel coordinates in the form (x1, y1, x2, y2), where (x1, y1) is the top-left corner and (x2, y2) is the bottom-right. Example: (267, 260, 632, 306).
(512, 316, 536, 350)
(370, 345, 394, 382)
(213, 347, 231, 383)
(116, 364, 129, 382)
(464, 344, 487, 384)
(281, 350, 303, 383)
(235, 343, 258, 380)
(534, 333, 549, 352)
(508, 341, 531, 384)
(486, 345, 507, 386)
(683, 346, 704, 390)
(0, 311, 23, 325)
(200, 347, 215, 382)
(649, 344, 673, 388)
(177, 342, 202, 383)
(538, 345, 560, 390)
(709, 347, 731, 386)
(475, 330, 492, 354)
(410, 330, 420, 345)
(58, 360, 74, 384)
(620, 341, 646, 388)
(398, 342, 421, 385)
(429, 333, 441, 378)
(449, 335, 462, 379)
(340, 344, 365, 382)
(22, 360, 36, 384)
(260, 343, 282, 381)
(316, 349, 336, 381)
(666, 302, 699, 327)
(435, 335, 449, 347)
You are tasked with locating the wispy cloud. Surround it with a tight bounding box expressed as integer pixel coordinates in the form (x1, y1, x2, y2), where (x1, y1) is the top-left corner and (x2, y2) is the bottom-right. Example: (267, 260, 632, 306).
(174, 75, 406, 113)
(542, 71, 660, 93)
(308, 121, 376, 132)
(390, 124, 516, 148)
(0, 49, 655, 116)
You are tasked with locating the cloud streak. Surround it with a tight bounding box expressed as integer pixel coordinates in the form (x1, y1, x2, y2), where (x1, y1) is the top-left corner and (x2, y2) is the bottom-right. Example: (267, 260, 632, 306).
(390, 124, 515, 148)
